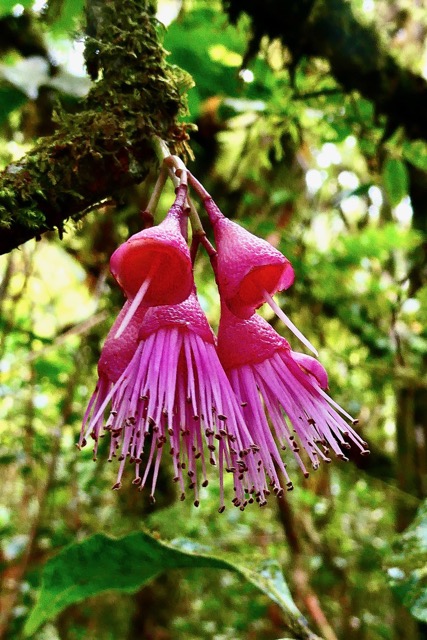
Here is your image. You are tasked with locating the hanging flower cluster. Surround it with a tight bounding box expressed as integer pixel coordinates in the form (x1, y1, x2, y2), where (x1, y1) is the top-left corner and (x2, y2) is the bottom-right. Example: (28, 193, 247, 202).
(79, 156, 369, 512)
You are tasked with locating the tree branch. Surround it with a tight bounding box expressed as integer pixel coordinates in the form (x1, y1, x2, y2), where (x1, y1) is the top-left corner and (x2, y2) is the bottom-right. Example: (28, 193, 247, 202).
(223, 0, 427, 141)
(0, 0, 191, 255)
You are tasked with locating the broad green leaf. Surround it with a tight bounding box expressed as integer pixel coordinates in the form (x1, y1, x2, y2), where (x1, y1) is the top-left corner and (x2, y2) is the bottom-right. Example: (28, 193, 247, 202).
(25, 531, 312, 638)
(386, 499, 427, 623)
(382, 157, 409, 207)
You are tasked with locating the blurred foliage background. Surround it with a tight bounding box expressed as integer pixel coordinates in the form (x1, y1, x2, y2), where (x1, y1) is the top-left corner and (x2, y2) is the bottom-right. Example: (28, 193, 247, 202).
(1, 0, 427, 639)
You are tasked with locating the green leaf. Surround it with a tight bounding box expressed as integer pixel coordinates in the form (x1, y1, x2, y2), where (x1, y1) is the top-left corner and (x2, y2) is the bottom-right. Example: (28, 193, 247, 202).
(0, 86, 27, 124)
(47, 0, 85, 35)
(334, 182, 372, 204)
(382, 157, 409, 207)
(164, 7, 249, 119)
(0, 0, 32, 17)
(402, 140, 427, 172)
(25, 531, 309, 637)
(336, 223, 422, 264)
(386, 499, 427, 623)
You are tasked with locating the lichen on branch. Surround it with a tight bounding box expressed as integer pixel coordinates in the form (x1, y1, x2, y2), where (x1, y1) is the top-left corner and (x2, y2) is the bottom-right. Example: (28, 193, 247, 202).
(0, 0, 192, 255)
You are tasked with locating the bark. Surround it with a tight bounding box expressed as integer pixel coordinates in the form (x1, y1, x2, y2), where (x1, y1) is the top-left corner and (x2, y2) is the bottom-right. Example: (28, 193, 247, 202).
(395, 165, 427, 532)
(0, 0, 190, 255)
(223, 0, 427, 141)
(393, 159, 427, 640)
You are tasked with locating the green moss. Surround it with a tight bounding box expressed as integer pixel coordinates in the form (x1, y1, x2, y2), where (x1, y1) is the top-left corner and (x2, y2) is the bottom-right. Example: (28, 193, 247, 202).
(0, 0, 192, 253)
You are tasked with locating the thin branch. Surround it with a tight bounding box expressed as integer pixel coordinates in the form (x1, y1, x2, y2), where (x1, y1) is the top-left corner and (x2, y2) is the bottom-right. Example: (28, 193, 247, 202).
(293, 88, 343, 101)
(276, 472, 339, 640)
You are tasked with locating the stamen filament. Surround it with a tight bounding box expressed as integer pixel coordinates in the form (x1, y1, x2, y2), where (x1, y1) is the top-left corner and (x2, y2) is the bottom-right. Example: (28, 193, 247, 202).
(262, 289, 319, 357)
(115, 255, 161, 339)
(316, 385, 357, 422)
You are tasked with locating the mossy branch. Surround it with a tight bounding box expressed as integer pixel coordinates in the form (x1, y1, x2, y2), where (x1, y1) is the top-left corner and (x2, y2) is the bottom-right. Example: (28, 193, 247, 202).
(0, 0, 191, 255)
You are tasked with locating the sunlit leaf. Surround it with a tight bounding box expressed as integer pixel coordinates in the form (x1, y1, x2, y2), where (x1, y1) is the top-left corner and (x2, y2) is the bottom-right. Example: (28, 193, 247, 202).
(402, 140, 427, 172)
(382, 157, 408, 207)
(47, 0, 85, 35)
(164, 7, 249, 119)
(0, 0, 32, 17)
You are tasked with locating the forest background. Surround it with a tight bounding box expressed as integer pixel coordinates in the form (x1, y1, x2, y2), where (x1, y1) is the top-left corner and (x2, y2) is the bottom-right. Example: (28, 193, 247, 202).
(0, 0, 427, 639)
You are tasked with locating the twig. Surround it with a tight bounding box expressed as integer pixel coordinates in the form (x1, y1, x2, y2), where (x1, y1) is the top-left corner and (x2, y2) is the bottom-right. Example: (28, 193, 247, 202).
(276, 471, 338, 640)
(6, 311, 109, 370)
(293, 88, 343, 101)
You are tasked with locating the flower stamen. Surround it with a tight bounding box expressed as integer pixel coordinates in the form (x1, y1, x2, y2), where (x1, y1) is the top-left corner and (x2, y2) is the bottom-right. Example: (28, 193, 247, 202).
(115, 254, 162, 339)
(262, 289, 319, 357)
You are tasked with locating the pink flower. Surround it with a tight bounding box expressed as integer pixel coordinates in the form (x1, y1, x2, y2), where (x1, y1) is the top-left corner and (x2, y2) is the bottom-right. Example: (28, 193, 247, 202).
(80, 164, 369, 509)
(217, 304, 369, 483)
(82, 292, 272, 511)
(110, 180, 193, 339)
(203, 195, 318, 356)
(79, 300, 147, 460)
(203, 196, 294, 319)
